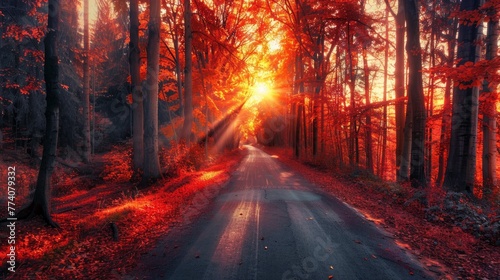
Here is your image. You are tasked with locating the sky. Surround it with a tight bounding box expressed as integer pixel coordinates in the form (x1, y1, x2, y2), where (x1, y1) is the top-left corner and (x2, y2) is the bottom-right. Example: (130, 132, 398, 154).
(78, 0, 99, 27)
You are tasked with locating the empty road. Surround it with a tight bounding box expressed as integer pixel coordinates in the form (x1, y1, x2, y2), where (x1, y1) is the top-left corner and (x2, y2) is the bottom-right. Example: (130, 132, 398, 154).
(130, 145, 436, 280)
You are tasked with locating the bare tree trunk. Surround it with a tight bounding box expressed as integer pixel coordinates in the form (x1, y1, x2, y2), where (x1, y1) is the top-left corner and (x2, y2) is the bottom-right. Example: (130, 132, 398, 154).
(395, 0, 406, 181)
(182, 0, 193, 142)
(143, 0, 161, 180)
(405, 0, 426, 188)
(312, 32, 325, 158)
(82, 0, 91, 163)
(18, 0, 60, 228)
(295, 103, 302, 158)
(380, 8, 389, 178)
(436, 18, 458, 186)
(174, 33, 183, 116)
(130, 0, 144, 171)
(482, 3, 498, 198)
(303, 98, 307, 154)
(347, 25, 357, 167)
(444, 0, 482, 193)
(400, 105, 412, 181)
(426, 5, 436, 183)
(362, 45, 373, 173)
(294, 53, 302, 158)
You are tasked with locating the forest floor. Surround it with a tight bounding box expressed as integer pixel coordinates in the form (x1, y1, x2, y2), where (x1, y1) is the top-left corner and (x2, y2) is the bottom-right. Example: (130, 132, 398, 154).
(1, 144, 499, 279)
(0, 145, 246, 279)
(263, 146, 500, 280)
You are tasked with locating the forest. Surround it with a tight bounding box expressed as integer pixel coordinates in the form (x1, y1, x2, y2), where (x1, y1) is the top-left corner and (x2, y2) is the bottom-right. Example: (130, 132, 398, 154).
(0, 0, 499, 279)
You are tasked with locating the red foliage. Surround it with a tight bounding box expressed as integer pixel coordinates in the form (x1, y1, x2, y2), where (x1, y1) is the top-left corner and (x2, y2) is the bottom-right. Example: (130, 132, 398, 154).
(100, 145, 134, 183)
(0, 148, 245, 279)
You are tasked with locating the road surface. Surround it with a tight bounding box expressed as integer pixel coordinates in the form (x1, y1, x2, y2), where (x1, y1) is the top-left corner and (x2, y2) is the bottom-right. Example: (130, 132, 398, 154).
(130, 146, 436, 280)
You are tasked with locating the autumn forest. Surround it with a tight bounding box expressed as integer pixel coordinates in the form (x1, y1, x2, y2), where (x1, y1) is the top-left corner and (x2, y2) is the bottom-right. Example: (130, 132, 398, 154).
(1, 0, 499, 279)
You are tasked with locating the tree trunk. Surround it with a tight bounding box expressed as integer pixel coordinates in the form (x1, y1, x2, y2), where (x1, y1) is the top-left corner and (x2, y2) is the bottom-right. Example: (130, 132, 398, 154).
(426, 5, 436, 183)
(130, 0, 144, 171)
(312, 32, 324, 158)
(174, 29, 183, 117)
(482, 3, 498, 198)
(182, 0, 193, 142)
(436, 17, 458, 186)
(400, 105, 412, 181)
(303, 97, 308, 153)
(143, 0, 161, 180)
(380, 8, 389, 178)
(362, 45, 373, 173)
(395, 0, 406, 181)
(347, 25, 357, 167)
(405, 0, 426, 187)
(443, 0, 482, 193)
(18, 0, 60, 228)
(294, 53, 302, 158)
(82, 0, 91, 163)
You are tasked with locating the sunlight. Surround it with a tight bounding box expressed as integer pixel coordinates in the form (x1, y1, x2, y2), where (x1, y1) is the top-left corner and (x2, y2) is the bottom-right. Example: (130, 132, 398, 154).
(199, 170, 224, 182)
(268, 38, 281, 52)
(249, 81, 272, 104)
(78, 0, 99, 27)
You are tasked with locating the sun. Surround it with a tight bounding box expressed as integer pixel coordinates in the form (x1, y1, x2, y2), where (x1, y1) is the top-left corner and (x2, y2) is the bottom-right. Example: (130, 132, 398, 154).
(268, 39, 281, 53)
(249, 81, 271, 104)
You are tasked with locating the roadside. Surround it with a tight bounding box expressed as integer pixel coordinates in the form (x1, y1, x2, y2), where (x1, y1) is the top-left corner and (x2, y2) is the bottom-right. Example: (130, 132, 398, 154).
(263, 147, 500, 280)
(0, 146, 246, 279)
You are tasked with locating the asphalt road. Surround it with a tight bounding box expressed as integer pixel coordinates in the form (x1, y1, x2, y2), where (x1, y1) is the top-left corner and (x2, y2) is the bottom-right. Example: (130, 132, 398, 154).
(130, 145, 436, 280)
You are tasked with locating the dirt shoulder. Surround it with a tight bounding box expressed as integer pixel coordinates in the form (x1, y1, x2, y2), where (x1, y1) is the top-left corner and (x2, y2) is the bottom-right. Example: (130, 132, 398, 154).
(264, 147, 500, 280)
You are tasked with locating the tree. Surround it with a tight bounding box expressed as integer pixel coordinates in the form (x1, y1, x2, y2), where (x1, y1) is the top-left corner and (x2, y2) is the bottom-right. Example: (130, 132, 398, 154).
(443, 0, 483, 193)
(82, 0, 91, 163)
(18, 0, 61, 228)
(379, 8, 389, 178)
(143, 0, 161, 180)
(130, 0, 144, 170)
(58, 1, 84, 154)
(361, 20, 373, 173)
(436, 0, 459, 187)
(181, 0, 193, 142)
(481, 0, 499, 197)
(385, 0, 406, 181)
(405, 0, 426, 187)
(0, 1, 46, 157)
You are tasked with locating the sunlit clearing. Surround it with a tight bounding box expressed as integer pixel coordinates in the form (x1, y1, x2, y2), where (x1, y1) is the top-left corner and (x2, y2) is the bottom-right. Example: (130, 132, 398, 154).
(249, 81, 272, 104)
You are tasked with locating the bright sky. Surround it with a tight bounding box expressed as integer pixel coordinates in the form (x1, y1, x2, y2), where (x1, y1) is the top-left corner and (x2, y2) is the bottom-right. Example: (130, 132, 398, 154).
(79, 0, 99, 27)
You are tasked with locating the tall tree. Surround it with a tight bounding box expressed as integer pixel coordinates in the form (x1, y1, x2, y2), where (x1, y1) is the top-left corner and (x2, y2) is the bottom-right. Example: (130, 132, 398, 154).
(18, 0, 60, 227)
(405, 0, 426, 187)
(362, 39, 373, 173)
(181, 0, 193, 142)
(443, 0, 482, 193)
(380, 8, 389, 178)
(130, 0, 144, 170)
(384, 0, 406, 181)
(482, 0, 499, 197)
(347, 24, 359, 166)
(143, 0, 161, 180)
(82, 0, 91, 163)
(436, 0, 459, 186)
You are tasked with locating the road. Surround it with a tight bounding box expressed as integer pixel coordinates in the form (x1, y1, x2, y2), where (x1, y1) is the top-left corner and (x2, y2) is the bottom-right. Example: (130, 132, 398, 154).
(130, 145, 436, 280)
